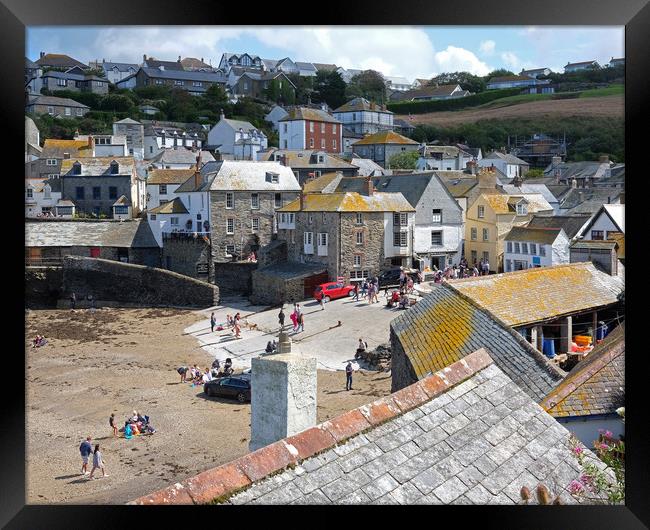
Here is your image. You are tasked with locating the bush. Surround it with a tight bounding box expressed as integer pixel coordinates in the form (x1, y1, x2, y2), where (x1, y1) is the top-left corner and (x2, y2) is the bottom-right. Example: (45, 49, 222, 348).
(388, 151, 419, 170)
(387, 88, 521, 114)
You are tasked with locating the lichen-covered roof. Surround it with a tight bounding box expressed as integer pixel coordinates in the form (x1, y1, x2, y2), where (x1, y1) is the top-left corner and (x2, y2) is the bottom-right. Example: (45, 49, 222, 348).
(112, 195, 131, 206)
(278, 192, 414, 213)
(450, 262, 623, 327)
(42, 139, 92, 159)
(279, 107, 340, 124)
(302, 172, 344, 193)
(391, 285, 563, 402)
(482, 193, 553, 214)
(146, 169, 195, 185)
(25, 219, 159, 248)
(540, 324, 624, 417)
(353, 131, 418, 146)
(148, 198, 189, 214)
(504, 226, 564, 245)
(60, 156, 136, 177)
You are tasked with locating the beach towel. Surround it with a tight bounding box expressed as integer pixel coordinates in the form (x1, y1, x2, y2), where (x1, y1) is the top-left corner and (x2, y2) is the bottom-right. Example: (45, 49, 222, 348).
(125, 424, 132, 439)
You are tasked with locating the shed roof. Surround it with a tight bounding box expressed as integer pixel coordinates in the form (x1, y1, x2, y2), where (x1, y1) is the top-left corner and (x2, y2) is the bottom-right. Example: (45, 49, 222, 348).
(132, 349, 607, 506)
(540, 324, 624, 417)
(450, 262, 623, 327)
(278, 192, 414, 213)
(25, 219, 159, 248)
(353, 131, 418, 146)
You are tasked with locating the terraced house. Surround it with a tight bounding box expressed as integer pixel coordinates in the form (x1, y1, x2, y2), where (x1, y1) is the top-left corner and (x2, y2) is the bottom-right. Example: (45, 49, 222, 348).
(276, 179, 415, 283)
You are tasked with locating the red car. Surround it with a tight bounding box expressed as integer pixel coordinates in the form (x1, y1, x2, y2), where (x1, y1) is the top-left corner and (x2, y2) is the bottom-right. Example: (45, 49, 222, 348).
(313, 282, 355, 302)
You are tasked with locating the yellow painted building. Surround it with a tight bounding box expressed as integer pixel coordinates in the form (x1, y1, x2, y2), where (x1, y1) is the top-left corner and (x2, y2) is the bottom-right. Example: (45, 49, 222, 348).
(465, 193, 553, 272)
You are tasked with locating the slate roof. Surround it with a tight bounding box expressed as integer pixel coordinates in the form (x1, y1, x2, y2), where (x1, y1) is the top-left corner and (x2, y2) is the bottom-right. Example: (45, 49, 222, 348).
(501, 184, 558, 206)
(101, 61, 139, 72)
(258, 150, 356, 170)
(504, 226, 564, 245)
(25, 219, 159, 248)
(27, 95, 89, 109)
(334, 97, 392, 113)
(151, 149, 215, 166)
(143, 58, 184, 71)
(146, 169, 196, 185)
(115, 118, 142, 125)
(312, 63, 338, 72)
(566, 61, 598, 67)
(450, 262, 623, 327)
(60, 156, 136, 177)
(349, 157, 386, 177)
(543, 161, 610, 181)
(540, 324, 624, 418)
(570, 240, 618, 250)
(148, 198, 189, 214)
(220, 118, 262, 133)
(421, 145, 470, 158)
(141, 67, 226, 83)
(302, 173, 345, 193)
(395, 84, 463, 101)
(483, 151, 529, 166)
(559, 188, 622, 215)
(35, 53, 88, 69)
(132, 349, 610, 506)
(279, 192, 414, 213)
(435, 173, 479, 198)
(254, 261, 328, 280)
(391, 284, 563, 401)
(200, 161, 301, 192)
(279, 107, 340, 124)
(527, 214, 591, 239)
(354, 131, 418, 146)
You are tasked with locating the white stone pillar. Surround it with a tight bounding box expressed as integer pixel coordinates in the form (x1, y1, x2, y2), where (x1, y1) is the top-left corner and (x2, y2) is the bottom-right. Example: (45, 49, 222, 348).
(560, 316, 573, 354)
(249, 352, 317, 452)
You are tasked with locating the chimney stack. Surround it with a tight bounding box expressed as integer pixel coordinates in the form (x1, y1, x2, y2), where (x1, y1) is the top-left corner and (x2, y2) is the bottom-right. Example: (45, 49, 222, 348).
(571, 178, 577, 189)
(143, 54, 147, 62)
(178, 55, 181, 62)
(300, 185, 306, 210)
(219, 108, 225, 121)
(466, 160, 477, 175)
(478, 168, 497, 190)
(40, 51, 45, 59)
(363, 176, 374, 196)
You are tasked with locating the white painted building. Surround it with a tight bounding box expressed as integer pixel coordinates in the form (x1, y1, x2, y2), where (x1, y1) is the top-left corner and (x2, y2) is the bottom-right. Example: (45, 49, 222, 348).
(416, 145, 477, 172)
(577, 204, 624, 241)
(332, 97, 394, 136)
(265, 105, 289, 131)
(25, 178, 69, 218)
(144, 127, 203, 160)
(504, 227, 570, 272)
(479, 151, 530, 179)
(207, 112, 267, 156)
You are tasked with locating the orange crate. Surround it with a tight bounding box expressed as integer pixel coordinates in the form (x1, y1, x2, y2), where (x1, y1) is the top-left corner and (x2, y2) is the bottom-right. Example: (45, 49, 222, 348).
(574, 335, 592, 346)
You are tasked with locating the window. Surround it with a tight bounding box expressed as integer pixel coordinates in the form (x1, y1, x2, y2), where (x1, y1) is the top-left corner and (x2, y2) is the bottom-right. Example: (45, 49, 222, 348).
(318, 233, 328, 246)
(470, 227, 477, 241)
(309, 138, 314, 148)
(174, 80, 184, 86)
(150, 214, 157, 221)
(159, 184, 168, 195)
(482, 252, 489, 262)
(477, 205, 485, 218)
(393, 231, 408, 247)
(431, 231, 442, 245)
(274, 193, 282, 208)
(252, 218, 260, 232)
(303, 231, 313, 254)
(320, 123, 325, 133)
(354, 255, 361, 267)
(521, 243, 528, 254)
(432, 209, 442, 223)
(47, 106, 55, 115)
(75, 187, 85, 200)
(333, 139, 337, 150)
(529, 243, 537, 255)
(393, 212, 408, 226)
(283, 124, 288, 133)
(356, 232, 364, 245)
(591, 230, 604, 240)
(356, 213, 363, 225)
(76, 108, 83, 117)
(471, 250, 477, 263)
(352, 113, 356, 121)
(170, 217, 179, 226)
(309, 122, 314, 133)
(332, 124, 336, 133)
(308, 213, 313, 225)
(92, 187, 101, 200)
(251, 193, 259, 209)
(482, 228, 489, 241)
(270, 173, 279, 184)
(506, 241, 513, 253)
(226, 245, 235, 257)
(226, 218, 234, 234)
(321, 138, 325, 149)
(226, 192, 234, 209)
(514, 242, 520, 253)
(57, 79, 67, 86)
(64, 107, 71, 116)
(539, 245, 546, 257)
(26, 188, 33, 198)
(193, 81, 203, 87)
(516, 203, 527, 216)
(155, 79, 164, 85)
(114, 206, 129, 215)
(46, 159, 57, 166)
(322, 212, 327, 224)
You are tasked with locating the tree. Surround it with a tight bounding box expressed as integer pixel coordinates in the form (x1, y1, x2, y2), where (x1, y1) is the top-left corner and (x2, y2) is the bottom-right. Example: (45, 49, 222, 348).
(523, 168, 544, 179)
(486, 69, 515, 79)
(388, 151, 419, 169)
(431, 71, 486, 93)
(287, 73, 315, 105)
(313, 70, 347, 109)
(345, 70, 387, 104)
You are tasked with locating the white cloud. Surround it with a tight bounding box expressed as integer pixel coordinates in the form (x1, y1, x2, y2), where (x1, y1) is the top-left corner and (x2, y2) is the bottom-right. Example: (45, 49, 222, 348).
(433, 46, 492, 76)
(500, 51, 521, 70)
(479, 40, 495, 55)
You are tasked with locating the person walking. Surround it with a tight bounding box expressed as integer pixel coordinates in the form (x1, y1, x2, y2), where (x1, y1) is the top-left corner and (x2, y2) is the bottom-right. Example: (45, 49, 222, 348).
(70, 292, 76, 311)
(210, 312, 216, 333)
(353, 282, 359, 301)
(297, 312, 305, 333)
(319, 294, 325, 310)
(290, 309, 298, 332)
(79, 436, 93, 475)
(109, 413, 117, 437)
(372, 283, 379, 304)
(88, 444, 108, 479)
(345, 362, 353, 391)
(178, 365, 188, 383)
(278, 307, 285, 329)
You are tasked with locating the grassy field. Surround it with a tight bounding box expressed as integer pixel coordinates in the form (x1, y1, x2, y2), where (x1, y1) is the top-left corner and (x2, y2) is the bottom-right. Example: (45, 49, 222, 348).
(578, 84, 624, 97)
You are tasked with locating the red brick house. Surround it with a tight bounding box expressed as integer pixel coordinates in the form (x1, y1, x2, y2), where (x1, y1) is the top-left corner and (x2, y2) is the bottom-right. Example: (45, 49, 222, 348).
(278, 107, 342, 154)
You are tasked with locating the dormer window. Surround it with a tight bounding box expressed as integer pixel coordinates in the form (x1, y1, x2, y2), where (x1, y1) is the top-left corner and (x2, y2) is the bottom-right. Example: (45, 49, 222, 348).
(317, 155, 325, 163)
(110, 161, 119, 174)
(72, 162, 81, 175)
(516, 203, 527, 215)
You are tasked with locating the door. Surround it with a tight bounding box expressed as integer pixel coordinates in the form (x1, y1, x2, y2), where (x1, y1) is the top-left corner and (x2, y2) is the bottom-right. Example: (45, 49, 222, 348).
(90, 247, 100, 258)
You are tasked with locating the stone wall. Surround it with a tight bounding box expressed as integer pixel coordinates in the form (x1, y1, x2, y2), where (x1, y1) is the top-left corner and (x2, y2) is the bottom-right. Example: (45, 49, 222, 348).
(389, 327, 419, 393)
(213, 262, 258, 296)
(25, 267, 64, 308)
(62, 256, 219, 307)
(340, 212, 385, 281)
(250, 264, 328, 306)
(256, 239, 287, 268)
(161, 235, 211, 282)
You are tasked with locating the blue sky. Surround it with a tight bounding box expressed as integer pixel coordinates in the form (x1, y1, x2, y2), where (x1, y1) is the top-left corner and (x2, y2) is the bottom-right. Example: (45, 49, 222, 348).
(27, 26, 624, 81)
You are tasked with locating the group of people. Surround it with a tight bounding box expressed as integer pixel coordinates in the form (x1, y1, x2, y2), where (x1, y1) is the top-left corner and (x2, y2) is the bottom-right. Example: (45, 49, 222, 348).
(79, 436, 107, 479)
(177, 358, 234, 384)
(122, 410, 155, 438)
(278, 304, 304, 333)
(386, 290, 411, 310)
(352, 277, 382, 304)
(210, 311, 243, 338)
(431, 257, 490, 283)
(31, 334, 47, 348)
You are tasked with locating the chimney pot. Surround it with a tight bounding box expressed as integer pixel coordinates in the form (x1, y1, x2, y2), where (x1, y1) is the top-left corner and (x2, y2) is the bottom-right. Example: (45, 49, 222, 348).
(364, 176, 374, 196)
(143, 54, 147, 62)
(40, 51, 45, 59)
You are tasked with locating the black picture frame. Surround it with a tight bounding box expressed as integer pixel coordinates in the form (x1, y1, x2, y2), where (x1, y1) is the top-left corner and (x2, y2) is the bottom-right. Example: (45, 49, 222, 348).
(3, 0, 647, 526)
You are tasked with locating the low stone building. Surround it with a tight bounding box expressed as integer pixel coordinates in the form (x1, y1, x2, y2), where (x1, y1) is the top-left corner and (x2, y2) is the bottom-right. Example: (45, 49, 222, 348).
(26, 94, 90, 118)
(250, 262, 328, 305)
(351, 131, 419, 169)
(276, 180, 415, 283)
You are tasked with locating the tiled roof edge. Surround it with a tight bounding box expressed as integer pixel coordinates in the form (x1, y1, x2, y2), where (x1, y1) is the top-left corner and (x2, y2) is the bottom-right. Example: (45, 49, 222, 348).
(443, 284, 567, 382)
(128, 348, 494, 505)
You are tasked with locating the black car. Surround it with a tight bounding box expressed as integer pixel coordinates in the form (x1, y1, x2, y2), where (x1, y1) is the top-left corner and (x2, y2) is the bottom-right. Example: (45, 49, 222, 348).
(204, 374, 251, 403)
(377, 267, 420, 289)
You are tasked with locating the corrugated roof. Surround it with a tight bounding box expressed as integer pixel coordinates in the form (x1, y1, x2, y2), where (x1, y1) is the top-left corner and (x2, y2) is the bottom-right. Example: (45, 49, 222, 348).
(504, 226, 563, 245)
(279, 107, 340, 124)
(148, 198, 189, 214)
(450, 262, 623, 327)
(25, 219, 159, 248)
(391, 285, 564, 401)
(353, 131, 418, 146)
(541, 324, 624, 417)
(146, 169, 196, 184)
(278, 192, 414, 213)
(202, 161, 301, 192)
